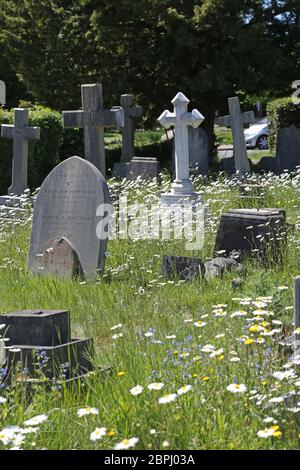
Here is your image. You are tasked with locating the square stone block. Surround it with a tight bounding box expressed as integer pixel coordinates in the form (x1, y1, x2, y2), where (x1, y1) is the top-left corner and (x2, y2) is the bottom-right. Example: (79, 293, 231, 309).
(1, 310, 70, 347)
(214, 208, 286, 261)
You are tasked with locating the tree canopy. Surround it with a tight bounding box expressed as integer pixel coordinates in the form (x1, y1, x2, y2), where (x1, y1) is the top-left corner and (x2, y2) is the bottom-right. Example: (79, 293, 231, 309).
(0, 0, 299, 135)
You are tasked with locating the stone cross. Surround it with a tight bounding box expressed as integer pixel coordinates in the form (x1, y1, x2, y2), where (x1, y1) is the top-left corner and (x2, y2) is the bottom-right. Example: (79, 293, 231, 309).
(158, 92, 204, 195)
(294, 276, 300, 354)
(0, 80, 6, 105)
(1, 108, 40, 195)
(63, 84, 124, 177)
(120, 94, 143, 162)
(216, 97, 254, 174)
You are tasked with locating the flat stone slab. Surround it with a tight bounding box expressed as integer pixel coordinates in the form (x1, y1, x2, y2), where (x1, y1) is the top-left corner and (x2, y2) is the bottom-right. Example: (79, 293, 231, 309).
(215, 208, 286, 261)
(128, 156, 160, 180)
(1, 310, 70, 347)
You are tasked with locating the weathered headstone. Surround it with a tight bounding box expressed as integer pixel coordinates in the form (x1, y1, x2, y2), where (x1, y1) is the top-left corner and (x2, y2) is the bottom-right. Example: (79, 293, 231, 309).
(172, 127, 209, 176)
(1, 309, 93, 386)
(216, 97, 254, 174)
(215, 208, 286, 262)
(28, 156, 111, 280)
(0, 80, 6, 105)
(128, 156, 160, 180)
(63, 84, 124, 177)
(1, 108, 40, 195)
(120, 94, 143, 162)
(158, 92, 205, 205)
(275, 125, 300, 173)
(113, 94, 143, 178)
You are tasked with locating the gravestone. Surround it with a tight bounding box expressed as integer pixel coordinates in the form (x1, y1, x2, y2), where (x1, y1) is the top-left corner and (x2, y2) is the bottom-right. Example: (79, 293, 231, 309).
(275, 125, 300, 173)
(172, 127, 209, 176)
(63, 84, 124, 177)
(28, 156, 111, 280)
(216, 97, 254, 174)
(1, 108, 40, 196)
(1, 309, 93, 386)
(215, 208, 286, 262)
(128, 156, 160, 180)
(158, 92, 205, 206)
(0, 80, 6, 105)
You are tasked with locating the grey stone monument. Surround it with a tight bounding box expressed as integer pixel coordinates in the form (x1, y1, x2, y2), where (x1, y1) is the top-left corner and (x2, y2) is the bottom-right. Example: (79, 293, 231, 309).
(216, 97, 254, 174)
(63, 84, 124, 177)
(0, 80, 6, 105)
(113, 94, 143, 178)
(128, 156, 160, 180)
(215, 208, 286, 263)
(1, 108, 40, 196)
(173, 127, 209, 175)
(158, 92, 205, 206)
(28, 156, 111, 280)
(1, 309, 94, 386)
(275, 125, 300, 173)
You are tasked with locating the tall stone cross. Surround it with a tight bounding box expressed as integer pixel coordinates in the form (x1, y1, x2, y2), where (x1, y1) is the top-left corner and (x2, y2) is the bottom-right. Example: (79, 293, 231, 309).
(158, 92, 204, 196)
(216, 97, 255, 174)
(1, 108, 40, 195)
(63, 84, 124, 177)
(120, 94, 143, 162)
(0, 80, 6, 106)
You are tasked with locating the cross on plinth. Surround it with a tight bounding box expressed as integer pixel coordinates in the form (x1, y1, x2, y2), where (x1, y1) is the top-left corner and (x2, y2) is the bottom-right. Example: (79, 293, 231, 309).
(63, 84, 124, 177)
(158, 92, 204, 196)
(0, 80, 6, 106)
(120, 94, 143, 162)
(1, 108, 40, 195)
(216, 97, 255, 175)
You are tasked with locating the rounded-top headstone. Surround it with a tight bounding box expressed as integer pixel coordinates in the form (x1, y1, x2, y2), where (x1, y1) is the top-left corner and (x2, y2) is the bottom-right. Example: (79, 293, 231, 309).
(28, 156, 111, 279)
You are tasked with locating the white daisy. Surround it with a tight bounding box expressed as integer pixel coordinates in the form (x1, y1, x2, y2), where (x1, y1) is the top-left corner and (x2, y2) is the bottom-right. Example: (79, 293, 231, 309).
(130, 385, 143, 396)
(114, 437, 139, 450)
(148, 383, 164, 391)
(90, 427, 107, 442)
(158, 394, 177, 404)
(77, 407, 99, 417)
(226, 383, 247, 394)
(177, 385, 192, 395)
(24, 414, 48, 426)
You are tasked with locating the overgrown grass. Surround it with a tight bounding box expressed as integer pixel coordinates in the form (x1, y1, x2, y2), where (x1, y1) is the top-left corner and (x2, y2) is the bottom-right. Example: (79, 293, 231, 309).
(1, 172, 300, 450)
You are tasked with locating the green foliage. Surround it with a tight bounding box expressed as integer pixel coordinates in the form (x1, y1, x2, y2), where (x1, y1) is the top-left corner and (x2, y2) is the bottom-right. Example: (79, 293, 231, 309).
(0, 173, 300, 449)
(267, 97, 300, 152)
(0, 105, 62, 193)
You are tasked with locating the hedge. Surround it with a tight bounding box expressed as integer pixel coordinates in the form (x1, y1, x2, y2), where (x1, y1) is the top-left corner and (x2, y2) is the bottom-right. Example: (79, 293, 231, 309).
(267, 97, 300, 152)
(0, 105, 170, 195)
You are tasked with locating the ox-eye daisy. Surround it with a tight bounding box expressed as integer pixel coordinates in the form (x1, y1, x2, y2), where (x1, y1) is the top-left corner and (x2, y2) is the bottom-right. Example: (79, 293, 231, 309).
(226, 383, 247, 394)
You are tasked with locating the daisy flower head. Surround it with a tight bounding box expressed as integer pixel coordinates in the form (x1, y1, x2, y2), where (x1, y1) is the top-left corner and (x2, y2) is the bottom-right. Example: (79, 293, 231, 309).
(130, 385, 144, 396)
(114, 437, 139, 450)
(77, 407, 99, 418)
(90, 427, 107, 442)
(177, 385, 192, 396)
(148, 383, 164, 391)
(24, 414, 48, 426)
(226, 383, 247, 394)
(158, 393, 177, 404)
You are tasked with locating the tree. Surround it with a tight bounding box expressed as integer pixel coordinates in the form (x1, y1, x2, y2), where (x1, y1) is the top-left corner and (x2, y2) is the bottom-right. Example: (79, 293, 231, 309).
(1, 0, 299, 151)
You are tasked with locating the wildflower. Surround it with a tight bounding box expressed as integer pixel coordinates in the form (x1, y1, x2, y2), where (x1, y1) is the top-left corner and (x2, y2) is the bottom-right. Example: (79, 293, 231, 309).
(263, 417, 275, 423)
(257, 425, 282, 438)
(114, 437, 139, 450)
(117, 371, 125, 377)
(148, 383, 164, 391)
(144, 331, 154, 337)
(77, 407, 99, 417)
(230, 357, 240, 363)
(177, 385, 192, 395)
(231, 310, 247, 318)
(24, 414, 48, 426)
(226, 383, 247, 394)
(244, 339, 254, 345)
(273, 370, 296, 381)
(166, 335, 176, 339)
(130, 385, 143, 396)
(110, 323, 123, 331)
(158, 394, 177, 404)
(202, 376, 210, 381)
(269, 397, 284, 404)
(149, 429, 157, 435)
(0, 397, 7, 404)
(277, 286, 288, 291)
(194, 321, 206, 328)
(90, 427, 107, 442)
(162, 440, 170, 448)
(107, 430, 116, 437)
(112, 333, 123, 340)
